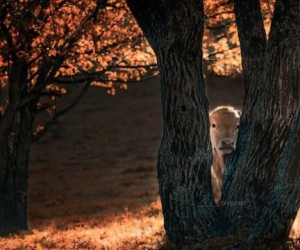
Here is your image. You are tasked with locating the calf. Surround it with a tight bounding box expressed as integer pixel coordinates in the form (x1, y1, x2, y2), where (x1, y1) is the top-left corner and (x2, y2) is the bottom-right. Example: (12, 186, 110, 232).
(210, 106, 241, 205)
(291, 208, 300, 238)
(209, 106, 300, 238)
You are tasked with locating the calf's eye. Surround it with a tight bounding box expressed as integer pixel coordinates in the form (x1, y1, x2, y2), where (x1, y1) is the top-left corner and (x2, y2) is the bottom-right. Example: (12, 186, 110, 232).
(236, 124, 240, 130)
(211, 123, 216, 128)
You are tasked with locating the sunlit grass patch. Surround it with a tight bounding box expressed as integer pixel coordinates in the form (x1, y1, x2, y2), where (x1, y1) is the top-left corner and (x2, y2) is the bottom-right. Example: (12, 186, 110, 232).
(0, 199, 165, 249)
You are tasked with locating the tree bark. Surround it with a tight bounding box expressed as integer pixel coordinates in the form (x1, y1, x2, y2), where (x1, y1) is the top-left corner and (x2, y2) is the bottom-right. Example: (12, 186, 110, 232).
(246, 109, 300, 247)
(127, 0, 300, 248)
(223, 0, 300, 245)
(126, 0, 217, 243)
(0, 58, 37, 235)
(0, 106, 36, 235)
(233, 0, 266, 100)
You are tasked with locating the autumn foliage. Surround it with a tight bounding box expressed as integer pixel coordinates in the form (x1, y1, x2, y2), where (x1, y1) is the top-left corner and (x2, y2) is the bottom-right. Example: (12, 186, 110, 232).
(203, 0, 274, 75)
(0, 0, 157, 139)
(0, 0, 276, 135)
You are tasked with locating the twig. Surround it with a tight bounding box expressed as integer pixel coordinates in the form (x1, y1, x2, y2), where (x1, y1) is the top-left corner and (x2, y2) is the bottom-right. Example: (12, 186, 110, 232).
(98, 73, 159, 84)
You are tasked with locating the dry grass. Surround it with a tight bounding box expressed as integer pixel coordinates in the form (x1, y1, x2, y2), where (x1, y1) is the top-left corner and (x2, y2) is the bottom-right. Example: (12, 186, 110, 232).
(1, 199, 167, 250)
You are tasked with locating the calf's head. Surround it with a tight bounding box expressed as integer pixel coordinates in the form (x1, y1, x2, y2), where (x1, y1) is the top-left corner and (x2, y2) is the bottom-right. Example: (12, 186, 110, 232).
(209, 106, 241, 157)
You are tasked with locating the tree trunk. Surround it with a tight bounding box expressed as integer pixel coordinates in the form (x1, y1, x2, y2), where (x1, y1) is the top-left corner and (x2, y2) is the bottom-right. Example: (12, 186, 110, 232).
(223, 39, 299, 228)
(126, 0, 300, 248)
(0, 58, 36, 235)
(223, 0, 300, 245)
(233, 0, 266, 100)
(157, 49, 214, 242)
(126, 0, 217, 243)
(246, 112, 300, 247)
(0, 108, 35, 235)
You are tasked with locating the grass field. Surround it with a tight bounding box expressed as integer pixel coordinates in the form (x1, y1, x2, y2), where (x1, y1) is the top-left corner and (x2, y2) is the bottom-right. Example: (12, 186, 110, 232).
(7, 76, 300, 249)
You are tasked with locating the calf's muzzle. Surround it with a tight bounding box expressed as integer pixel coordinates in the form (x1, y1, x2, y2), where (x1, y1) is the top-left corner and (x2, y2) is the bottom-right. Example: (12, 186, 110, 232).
(219, 138, 235, 150)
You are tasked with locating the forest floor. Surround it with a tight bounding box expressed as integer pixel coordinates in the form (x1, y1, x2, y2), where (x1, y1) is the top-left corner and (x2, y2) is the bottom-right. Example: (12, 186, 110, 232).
(0, 75, 257, 249)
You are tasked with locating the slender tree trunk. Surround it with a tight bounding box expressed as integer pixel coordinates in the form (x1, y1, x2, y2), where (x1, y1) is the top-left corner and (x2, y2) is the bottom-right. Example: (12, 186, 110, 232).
(233, 0, 266, 100)
(0, 106, 35, 235)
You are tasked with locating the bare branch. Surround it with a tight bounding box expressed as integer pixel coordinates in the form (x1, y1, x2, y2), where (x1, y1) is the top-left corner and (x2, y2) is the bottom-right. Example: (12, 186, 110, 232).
(20, 57, 65, 107)
(203, 44, 239, 60)
(110, 64, 157, 70)
(205, 21, 234, 30)
(205, 10, 234, 19)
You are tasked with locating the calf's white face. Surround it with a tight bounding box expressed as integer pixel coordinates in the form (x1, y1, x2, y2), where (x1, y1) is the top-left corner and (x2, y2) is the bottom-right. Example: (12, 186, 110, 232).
(210, 107, 241, 157)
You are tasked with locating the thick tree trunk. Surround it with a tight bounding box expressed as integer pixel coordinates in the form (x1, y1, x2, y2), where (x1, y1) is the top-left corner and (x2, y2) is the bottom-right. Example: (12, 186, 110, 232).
(157, 49, 214, 242)
(223, 0, 300, 245)
(246, 110, 300, 247)
(127, 0, 300, 248)
(126, 0, 216, 243)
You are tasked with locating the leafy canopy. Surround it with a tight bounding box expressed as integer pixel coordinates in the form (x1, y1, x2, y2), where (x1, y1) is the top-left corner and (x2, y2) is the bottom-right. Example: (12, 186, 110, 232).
(0, 0, 156, 138)
(0, 0, 275, 138)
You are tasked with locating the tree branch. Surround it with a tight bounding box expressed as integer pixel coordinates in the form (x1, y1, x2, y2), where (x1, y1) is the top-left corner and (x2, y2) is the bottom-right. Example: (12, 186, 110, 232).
(60, 4, 99, 50)
(205, 21, 234, 30)
(20, 57, 65, 108)
(98, 73, 159, 84)
(53, 64, 157, 84)
(204, 44, 239, 60)
(0, 6, 17, 62)
(233, 0, 266, 96)
(205, 10, 234, 19)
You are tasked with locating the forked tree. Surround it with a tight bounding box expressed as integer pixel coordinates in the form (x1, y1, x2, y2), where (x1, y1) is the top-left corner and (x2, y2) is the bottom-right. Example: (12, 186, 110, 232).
(125, 0, 300, 248)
